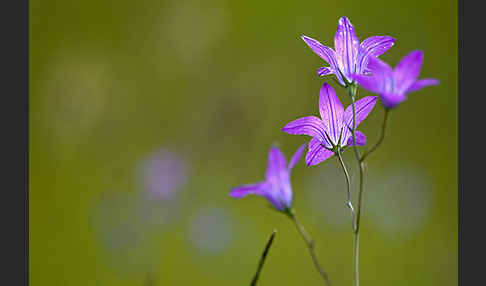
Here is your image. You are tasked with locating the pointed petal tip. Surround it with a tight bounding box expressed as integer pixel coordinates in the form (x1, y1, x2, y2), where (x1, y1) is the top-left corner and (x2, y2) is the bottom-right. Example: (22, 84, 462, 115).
(228, 189, 239, 198)
(408, 50, 424, 59)
(338, 16, 352, 24)
(320, 81, 333, 92)
(288, 143, 307, 170)
(301, 35, 312, 42)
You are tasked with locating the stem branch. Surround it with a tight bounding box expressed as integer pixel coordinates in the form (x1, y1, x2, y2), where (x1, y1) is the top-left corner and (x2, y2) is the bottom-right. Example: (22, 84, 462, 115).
(288, 210, 332, 286)
(335, 150, 356, 230)
(361, 108, 390, 162)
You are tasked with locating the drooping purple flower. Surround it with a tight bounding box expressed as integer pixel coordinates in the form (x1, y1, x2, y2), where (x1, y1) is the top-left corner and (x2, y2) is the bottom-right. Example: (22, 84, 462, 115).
(282, 83, 377, 166)
(351, 50, 439, 109)
(229, 144, 306, 211)
(301, 16, 395, 87)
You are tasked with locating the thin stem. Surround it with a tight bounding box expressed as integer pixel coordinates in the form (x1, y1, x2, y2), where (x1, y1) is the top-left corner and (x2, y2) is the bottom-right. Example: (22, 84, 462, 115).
(353, 230, 360, 286)
(361, 108, 390, 162)
(347, 86, 390, 286)
(348, 85, 363, 286)
(250, 230, 277, 286)
(349, 87, 363, 162)
(335, 149, 356, 230)
(287, 209, 332, 286)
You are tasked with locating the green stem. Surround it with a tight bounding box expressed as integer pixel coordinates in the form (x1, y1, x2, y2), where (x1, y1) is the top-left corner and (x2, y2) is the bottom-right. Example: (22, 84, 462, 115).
(349, 88, 362, 162)
(353, 230, 360, 286)
(348, 85, 363, 286)
(361, 108, 390, 161)
(335, 149, 356, 230)
(287, 209, 332, 286)
(348, 86, 391, 286)
(250, 230, 277, 286)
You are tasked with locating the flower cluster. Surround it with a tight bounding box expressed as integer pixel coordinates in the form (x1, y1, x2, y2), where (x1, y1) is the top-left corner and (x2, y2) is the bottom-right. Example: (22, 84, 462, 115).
(230, 15, 437, 212)
(228, 16, 438, 285)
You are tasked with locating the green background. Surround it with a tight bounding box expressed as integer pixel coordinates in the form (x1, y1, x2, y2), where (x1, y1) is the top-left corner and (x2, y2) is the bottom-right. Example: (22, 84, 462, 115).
(30, 0, 457, 285)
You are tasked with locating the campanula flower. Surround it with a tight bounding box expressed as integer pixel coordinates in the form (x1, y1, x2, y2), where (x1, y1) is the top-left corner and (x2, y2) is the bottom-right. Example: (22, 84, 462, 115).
(282, 83, 377, 166)
(301, 16, 395, 87)
(351, 50, 439, 109)
(229, 144, 306, 211)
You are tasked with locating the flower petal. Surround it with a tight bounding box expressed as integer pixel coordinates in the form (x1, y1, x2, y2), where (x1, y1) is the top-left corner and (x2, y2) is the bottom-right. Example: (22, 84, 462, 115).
(357, 36, 395, 73)
(265, 147, 293, 210)
(351, 74, 383, 94)
(319, 83, 344, 145)
(305, 138, 335, 166)
(230, 181, 287, 211)
(380, 93, 407, 109)
(406, 78, 439, 93)
(351, 57, 393, 93)
(265, 146, 287, 182)
(334, 16, 359, 81)
(367, 56, 393, 76)
(342, 96, 377, 143)
(288, 143, 307, 170)
(282, 116, 328, 143)
(317, 67, 332, 76)
(346, 130, 366, 146)
(229, 181, 267, 198)
(301, 35, 345, 85)
(393, 50, 424, 93)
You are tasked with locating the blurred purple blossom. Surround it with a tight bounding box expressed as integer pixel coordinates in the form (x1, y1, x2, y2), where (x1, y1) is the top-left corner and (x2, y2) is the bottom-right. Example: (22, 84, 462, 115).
(282, 83, 376, 166)
(301, 16, 395, 86)
(138, 148, 189, 201)
(351, 50, 439, 108)
(229, 144, 306, 211)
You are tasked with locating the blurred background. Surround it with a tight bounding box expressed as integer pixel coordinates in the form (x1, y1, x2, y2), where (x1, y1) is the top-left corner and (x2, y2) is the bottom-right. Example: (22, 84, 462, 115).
(30, 0, 457, 285)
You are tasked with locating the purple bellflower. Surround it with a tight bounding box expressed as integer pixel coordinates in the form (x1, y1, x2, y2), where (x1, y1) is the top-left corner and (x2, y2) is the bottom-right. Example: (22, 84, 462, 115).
(301, 16, 395, 87)
(282, 83, 377, 166)
(229, 144, 306, 212)
(351, 50, 439, 109)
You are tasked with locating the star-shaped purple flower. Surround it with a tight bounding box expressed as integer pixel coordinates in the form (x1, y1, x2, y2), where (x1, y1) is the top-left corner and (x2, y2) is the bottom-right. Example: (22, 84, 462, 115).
(301, 16, 395, 87)
(351, 50, 439, 109)
(282, 83, 377, 166)
(229, 144, 306, 211)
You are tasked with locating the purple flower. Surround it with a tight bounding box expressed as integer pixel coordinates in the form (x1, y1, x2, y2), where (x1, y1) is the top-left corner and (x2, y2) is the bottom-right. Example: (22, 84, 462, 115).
(301, 16, 395, 86)
(351, 50, 439, 109)
(229, 144, 306, 211)
(282, 83, 377, 166)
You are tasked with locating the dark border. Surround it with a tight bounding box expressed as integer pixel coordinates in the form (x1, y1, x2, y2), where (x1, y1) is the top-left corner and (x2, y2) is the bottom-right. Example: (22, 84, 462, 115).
(459, 0, 484, 285)
(0, 0, 28, 284)
(458, 0, 462, 284)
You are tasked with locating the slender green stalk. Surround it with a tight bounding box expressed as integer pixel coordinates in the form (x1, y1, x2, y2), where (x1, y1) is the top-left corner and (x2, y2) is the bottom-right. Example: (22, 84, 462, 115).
(349, 87, 363, 161)
(287, 209, 332, 286)
(361, 108, 390, 161)
(353, 230, 360, 286)
(348, 85, 363, 286)
(335, 149, 356, 231)
(250, 230, 277, 286)
(347, 85, 391, 286)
